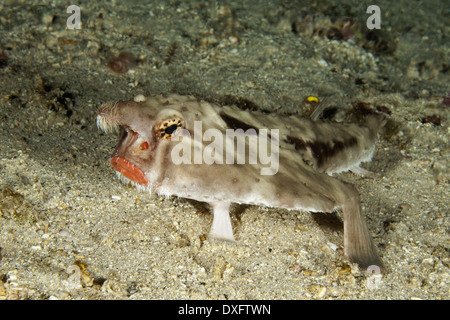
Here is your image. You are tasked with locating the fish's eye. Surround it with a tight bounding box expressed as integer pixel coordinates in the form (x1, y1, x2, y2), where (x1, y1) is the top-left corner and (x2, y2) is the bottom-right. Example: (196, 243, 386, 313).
(156, 119, 183, 140)
(164, 124, 179, 135)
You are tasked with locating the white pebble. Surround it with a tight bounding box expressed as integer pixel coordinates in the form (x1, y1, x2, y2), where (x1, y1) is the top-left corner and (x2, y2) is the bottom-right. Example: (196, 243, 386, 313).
(317, 59, 328, 67)
(134, 94, 146, 102)
(327, 242, 338, 251)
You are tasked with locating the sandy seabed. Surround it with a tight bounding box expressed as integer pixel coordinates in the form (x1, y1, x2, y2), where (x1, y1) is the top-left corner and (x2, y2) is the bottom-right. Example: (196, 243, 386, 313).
(0, 0, 448, 300)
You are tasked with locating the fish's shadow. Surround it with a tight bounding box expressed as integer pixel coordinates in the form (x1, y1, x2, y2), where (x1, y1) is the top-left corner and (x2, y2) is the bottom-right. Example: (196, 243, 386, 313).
(311, 212, 343, 233)
(186, 199, 342, 242)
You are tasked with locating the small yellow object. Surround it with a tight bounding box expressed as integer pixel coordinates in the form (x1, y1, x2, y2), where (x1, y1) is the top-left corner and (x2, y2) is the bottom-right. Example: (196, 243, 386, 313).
(306, 96, 319, 103)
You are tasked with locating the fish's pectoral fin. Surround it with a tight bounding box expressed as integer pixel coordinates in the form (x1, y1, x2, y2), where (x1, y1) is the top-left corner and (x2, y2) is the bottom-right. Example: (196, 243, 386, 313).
(208, 201, 235, 242)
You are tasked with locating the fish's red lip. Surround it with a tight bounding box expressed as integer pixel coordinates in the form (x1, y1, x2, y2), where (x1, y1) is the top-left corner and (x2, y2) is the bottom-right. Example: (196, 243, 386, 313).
(110, 156, 148, 185)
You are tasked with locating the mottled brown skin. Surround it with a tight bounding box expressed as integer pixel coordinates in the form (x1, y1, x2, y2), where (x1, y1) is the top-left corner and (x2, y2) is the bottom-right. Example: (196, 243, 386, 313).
(97, 94, 385, 269)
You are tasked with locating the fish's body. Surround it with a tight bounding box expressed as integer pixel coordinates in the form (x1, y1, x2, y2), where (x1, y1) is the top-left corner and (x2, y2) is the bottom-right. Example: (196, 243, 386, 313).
(97, 94, 385, 269)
